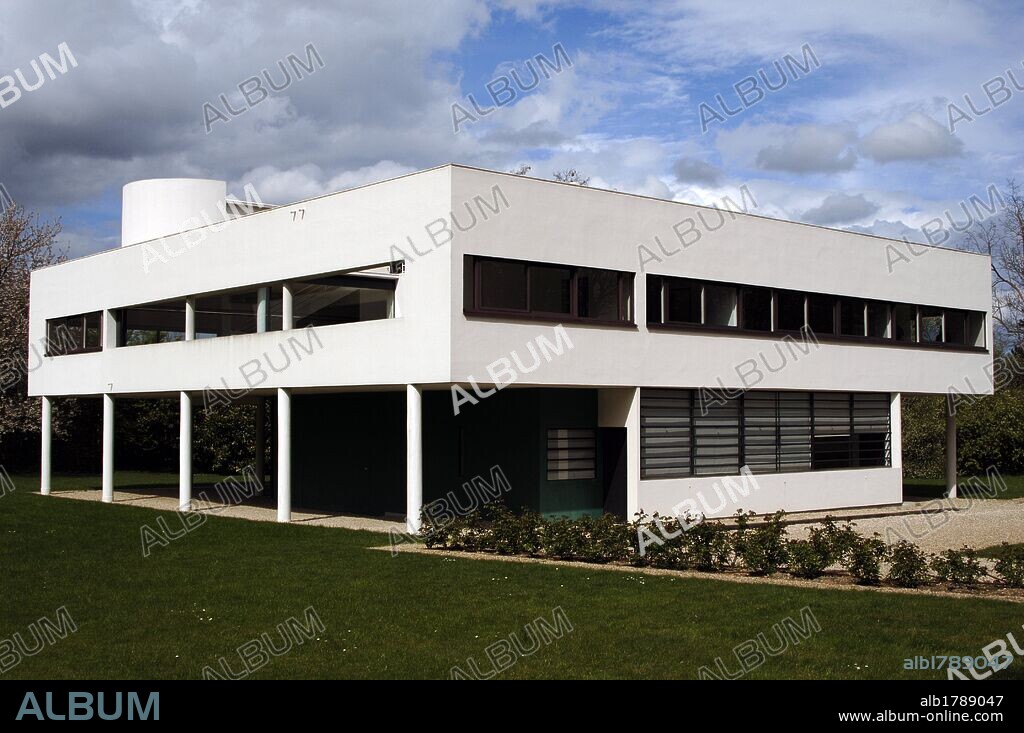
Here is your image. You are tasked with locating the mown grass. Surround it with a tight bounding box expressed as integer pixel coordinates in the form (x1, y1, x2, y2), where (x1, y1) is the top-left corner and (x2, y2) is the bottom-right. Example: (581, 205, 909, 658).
(903, 474, 1024, 500)
(1, 473, 1022, 680)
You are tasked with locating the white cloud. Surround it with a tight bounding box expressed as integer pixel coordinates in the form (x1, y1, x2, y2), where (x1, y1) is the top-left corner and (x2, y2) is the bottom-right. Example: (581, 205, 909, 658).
(715, 123, 857, 174)
(859, 112, 963, 162)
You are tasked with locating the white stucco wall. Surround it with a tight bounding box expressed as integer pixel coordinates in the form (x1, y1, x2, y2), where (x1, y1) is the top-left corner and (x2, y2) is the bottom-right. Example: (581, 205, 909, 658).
(448, 166, 994, 396)
(28, 167, 456, 396)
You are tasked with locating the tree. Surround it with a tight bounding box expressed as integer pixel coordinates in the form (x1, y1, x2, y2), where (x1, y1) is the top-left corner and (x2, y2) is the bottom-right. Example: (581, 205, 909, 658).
(552, 168, 590, 186)
(965, 179, 1024, 353)
(509, 164, 591, 186)
(0, 203, 67, 448)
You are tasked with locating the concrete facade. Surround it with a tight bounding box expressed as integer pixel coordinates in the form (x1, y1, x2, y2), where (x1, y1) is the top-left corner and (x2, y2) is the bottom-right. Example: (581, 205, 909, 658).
(28, 165, 993, 523)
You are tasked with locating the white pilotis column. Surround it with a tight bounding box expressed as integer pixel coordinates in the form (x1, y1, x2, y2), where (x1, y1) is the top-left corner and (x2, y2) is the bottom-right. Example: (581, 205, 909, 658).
(282, 283, 294, 331)
(256, 287, 269, 333)
(255, 398, 266, 494)
(102, 394, 114, 503)
(946, 407, 957, 499)
(40, 396, 52, 496)
(277, 388, 291, 522)
(180, 392, 193, 510)
(185, 297, 196, 341)
(406, 384, 423, 533)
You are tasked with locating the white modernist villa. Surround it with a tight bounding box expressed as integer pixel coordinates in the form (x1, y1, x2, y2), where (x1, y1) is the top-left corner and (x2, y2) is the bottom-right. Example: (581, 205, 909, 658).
(28, 165, 993, 530)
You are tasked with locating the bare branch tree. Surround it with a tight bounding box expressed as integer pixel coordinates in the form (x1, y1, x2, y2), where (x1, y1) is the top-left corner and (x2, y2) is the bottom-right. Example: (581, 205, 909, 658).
(965, 179, 1024, 353)
(552, 168, 590, 186)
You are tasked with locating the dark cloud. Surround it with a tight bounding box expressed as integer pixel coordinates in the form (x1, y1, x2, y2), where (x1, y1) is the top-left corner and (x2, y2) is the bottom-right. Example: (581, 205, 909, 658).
(802, 192, 880, 225)
(672, 156, 723, 185)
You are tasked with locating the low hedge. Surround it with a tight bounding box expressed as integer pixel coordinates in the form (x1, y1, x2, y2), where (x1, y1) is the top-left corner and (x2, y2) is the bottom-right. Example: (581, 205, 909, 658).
(421, 503, 1022, 590)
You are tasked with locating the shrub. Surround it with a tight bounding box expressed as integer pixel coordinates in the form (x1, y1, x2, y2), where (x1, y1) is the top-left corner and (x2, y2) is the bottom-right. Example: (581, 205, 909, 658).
(846, 534, 888, 585)
(993, 544, 1024, 588)
(634, 513, 689, 569)
(787, 539, 829, 579)
(686, 519, 732, 572)
(809, 517, 860, 566)
(931, 547, 986, 586)
(730, 510, 754, 567)
(738, 511, 789, 575)
(574, 513, 631, 563)
(421, 508, 480, 550)
(487, 504, 541, 555)
(886, 540, 931, 587)
(540, 517, 586, 560)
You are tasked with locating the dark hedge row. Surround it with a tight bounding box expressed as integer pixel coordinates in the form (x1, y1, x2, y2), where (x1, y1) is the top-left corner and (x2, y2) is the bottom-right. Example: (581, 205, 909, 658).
(421, 504, 1024, 590)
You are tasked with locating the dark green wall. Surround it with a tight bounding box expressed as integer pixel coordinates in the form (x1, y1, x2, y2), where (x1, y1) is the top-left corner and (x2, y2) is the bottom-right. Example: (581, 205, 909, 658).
(424, 387, 603, 518)
(292, 392, 406, 516)
(291, 388, 604, 519)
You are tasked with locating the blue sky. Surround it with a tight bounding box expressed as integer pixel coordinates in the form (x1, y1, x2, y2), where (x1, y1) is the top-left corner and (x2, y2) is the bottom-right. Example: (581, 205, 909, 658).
(1, 0, 1022, 257)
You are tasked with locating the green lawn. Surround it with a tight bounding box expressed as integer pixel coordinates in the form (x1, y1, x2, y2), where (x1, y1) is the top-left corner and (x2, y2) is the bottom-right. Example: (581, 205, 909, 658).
(2, 472, 1022, 680)
(6, 471, 233, 493)
(903, 473, 1024, 500)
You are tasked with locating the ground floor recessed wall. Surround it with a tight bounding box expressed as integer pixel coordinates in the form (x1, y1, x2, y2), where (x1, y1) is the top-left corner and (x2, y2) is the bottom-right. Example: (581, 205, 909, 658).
(290, 387, 617, 519)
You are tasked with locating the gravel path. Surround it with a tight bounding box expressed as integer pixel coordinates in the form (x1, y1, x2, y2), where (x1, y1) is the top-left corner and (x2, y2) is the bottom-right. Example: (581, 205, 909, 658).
(52, 489, 404, 533)
(788, 498, 1024, 553)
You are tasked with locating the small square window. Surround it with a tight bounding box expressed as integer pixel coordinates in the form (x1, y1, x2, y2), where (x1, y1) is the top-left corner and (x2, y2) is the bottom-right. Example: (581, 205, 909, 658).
(479, 260, 527, 311)
(666, 279, 701, 324)
(528, 265, 572, 314)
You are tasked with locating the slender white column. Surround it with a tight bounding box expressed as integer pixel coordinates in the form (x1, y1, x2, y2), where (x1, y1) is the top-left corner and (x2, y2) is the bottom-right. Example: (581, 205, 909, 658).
(406, 384, 423, 533)
(946, 407, 957, 499)
(102, 310, 118, 349)
(40, 396, 52, 496)
(256, 287, 269, 333)
(102, 394, 114, 503)
(277, 388, 291, 522)
(255, 397, 266, 494)
(185, 297, 196, 341)
(625, 388, 641, 520)
(282, 283, 294, 330)
(180, 392, 193, 510)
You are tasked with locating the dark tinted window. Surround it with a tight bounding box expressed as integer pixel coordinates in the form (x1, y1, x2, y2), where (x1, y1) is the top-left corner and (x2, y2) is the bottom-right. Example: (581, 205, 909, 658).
(529, 265, 572, 314)
(704, 283, 737, 326)
(944, 310, 967, 345)
(867, 302, 889, 338)
(666, 279, 701, 324)
(740, 286, 772, 331)
(479, 260, 527, 311)
(807, 294, 835, 336)
(894, 303, 917, 342)
(840, 298, 865, 337)
(920, 307, 943, 343)
(46, 312, 104, 355)
(577, 268, 620, 320)
(777, 291, 805, 331)
(646, 277, 663, 323)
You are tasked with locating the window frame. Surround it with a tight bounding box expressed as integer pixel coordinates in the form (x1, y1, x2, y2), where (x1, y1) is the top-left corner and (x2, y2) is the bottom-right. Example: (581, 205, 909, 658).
(465, 255, 635, 326)
(45, 312, 104, 356)
(646, 274, 986, 352)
